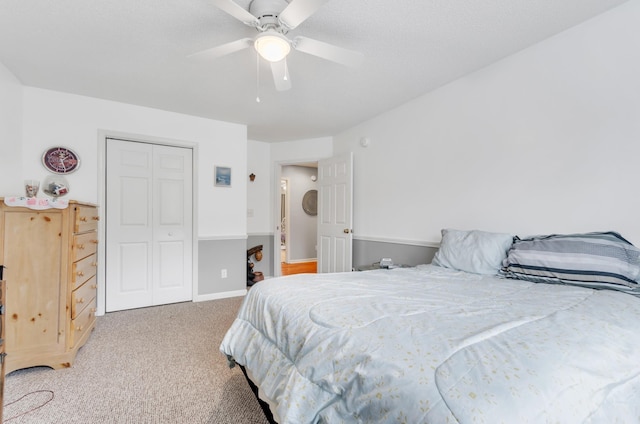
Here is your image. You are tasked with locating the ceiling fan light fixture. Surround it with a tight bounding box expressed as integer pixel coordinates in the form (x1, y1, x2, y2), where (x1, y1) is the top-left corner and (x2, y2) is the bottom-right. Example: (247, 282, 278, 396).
(254, 32, 291, 62)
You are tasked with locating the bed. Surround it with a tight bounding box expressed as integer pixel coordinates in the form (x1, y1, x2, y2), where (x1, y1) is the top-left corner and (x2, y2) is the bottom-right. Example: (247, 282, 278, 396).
(220, 230, 640, 423)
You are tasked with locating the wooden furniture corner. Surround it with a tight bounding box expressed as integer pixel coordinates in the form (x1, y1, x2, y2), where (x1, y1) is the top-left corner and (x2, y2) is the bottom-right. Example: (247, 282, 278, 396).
(0, 199, 99, 374)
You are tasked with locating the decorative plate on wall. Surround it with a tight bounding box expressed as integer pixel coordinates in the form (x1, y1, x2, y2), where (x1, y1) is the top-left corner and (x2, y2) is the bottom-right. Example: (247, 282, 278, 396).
(302, 189, 318, 216)
(42, 146, 80, 174)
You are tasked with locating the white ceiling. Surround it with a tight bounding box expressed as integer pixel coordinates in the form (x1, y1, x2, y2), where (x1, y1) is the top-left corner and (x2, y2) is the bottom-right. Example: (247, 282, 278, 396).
(0, 0, 629, 142)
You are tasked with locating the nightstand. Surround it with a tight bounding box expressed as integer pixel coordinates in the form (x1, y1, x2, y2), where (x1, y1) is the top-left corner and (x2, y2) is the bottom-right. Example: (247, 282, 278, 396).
(356, 263, 410, 271)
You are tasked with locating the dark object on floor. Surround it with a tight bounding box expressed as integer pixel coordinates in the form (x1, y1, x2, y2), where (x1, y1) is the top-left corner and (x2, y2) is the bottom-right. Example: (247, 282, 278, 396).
(240, 364, 277, 424)
(247, 245, 264, 286)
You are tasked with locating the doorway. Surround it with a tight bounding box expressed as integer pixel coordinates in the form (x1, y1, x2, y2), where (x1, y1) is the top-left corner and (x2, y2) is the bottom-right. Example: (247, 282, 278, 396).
(273, 153, 353, 276)
(104, 138, 194, 312)
(280, 178, 289, 264)
(279, 164, 318, 276)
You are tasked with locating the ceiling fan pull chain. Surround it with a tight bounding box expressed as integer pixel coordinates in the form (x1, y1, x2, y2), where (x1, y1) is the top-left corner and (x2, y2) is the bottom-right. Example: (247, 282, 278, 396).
(284, 59, 289, 81)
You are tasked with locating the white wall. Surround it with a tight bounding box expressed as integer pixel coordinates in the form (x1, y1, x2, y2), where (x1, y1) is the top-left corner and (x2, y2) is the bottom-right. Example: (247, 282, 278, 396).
(334, 0, 640, 245)
(21, 87, 247, 237)
(0, 62, 22, 194)
(247, 137, 331, 276)
(270, 137, 333, 164)
(247, 139, 272, 235)
(248, 136, 333, 236)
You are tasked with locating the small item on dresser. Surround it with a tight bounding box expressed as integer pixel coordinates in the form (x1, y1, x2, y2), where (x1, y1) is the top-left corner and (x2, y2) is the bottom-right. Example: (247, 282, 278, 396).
(42, 175, 70, 197)
(24, 180, 39, 198)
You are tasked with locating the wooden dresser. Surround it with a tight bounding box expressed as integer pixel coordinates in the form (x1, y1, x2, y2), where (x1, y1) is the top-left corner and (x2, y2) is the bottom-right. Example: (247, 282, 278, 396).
(0, 199, 99, 373)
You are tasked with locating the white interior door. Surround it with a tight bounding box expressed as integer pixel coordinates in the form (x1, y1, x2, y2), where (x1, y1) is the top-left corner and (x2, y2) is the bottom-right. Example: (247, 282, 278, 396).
(317, 152, 353, 273)
(106, 138, 193, 312)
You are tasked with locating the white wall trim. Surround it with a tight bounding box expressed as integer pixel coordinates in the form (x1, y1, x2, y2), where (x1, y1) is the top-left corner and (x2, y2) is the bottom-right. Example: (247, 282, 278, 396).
(194, 289, 247, 302)
(287, 258, 318, 264)
(199, 235, 248, 241)
(354, 235, 440, 248)
(247, 232, 274, 237)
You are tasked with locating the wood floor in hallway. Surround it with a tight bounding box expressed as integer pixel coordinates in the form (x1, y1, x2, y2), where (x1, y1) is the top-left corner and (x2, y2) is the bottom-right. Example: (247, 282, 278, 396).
(281, 260, 317, 275)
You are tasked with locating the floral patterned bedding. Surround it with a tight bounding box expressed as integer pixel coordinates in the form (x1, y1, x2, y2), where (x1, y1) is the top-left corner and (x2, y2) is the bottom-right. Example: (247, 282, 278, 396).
(220, 265, 640, 423)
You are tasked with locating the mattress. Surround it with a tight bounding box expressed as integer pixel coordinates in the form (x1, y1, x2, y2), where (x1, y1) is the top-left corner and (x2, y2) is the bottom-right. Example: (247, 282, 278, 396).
(220, 265, 640, 423)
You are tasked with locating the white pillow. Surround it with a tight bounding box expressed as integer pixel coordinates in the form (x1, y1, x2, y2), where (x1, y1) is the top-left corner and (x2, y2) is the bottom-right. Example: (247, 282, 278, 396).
(432, 229, 514, 275)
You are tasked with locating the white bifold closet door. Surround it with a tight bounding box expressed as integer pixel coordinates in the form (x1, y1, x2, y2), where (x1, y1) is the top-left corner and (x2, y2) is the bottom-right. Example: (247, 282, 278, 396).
(105, 138, 193, 312)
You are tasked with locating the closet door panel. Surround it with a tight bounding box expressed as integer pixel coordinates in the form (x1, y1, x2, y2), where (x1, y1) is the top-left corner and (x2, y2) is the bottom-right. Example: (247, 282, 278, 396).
(106, 139, 192, 312)
(106, 139, 153, 312)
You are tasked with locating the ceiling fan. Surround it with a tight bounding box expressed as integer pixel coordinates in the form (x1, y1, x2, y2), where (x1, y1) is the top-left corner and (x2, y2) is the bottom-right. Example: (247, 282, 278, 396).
(190, 0, 364, 91)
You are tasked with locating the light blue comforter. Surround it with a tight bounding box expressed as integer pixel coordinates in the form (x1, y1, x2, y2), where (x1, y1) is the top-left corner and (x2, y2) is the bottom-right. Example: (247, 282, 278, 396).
(220, 265, 640, 423)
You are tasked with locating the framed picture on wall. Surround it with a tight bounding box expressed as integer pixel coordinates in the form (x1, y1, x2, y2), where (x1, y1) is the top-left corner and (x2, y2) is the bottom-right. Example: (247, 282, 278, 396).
(215, 166, 232, 187)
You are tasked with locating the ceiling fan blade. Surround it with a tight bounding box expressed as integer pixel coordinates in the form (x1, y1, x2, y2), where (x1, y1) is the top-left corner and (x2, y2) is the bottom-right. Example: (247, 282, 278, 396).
(188, 38, 253, 60)
(271, 60, 292, 91)
(211, 0, 259, 26)
(278, 0, 329, 30)
(293, 36, 364, 67)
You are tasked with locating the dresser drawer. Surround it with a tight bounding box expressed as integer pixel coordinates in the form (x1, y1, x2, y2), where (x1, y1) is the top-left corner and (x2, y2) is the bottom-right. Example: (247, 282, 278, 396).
(71, 276, 97, 319)
(71, 231, 98, 262)
(71, 254, 97, 290)
(74, 206, 99, 233)
(69, 297, 96, 348)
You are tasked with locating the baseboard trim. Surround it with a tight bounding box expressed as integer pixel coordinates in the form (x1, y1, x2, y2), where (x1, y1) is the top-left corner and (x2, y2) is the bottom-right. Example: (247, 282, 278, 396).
(194, 289, 247, 302)
(199, 235, 247, 241)
(286, 258, 317, 264)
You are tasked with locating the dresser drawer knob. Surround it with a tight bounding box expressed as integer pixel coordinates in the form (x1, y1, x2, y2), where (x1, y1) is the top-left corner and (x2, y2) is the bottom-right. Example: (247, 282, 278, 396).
(76, 244, 85, 250)
(77, 298, 85, 304)
(77, 271, 84, 277)
(91, 239, 98, 244)
(91, 262, 98, 267)
(91, 284, 97, 289)
(76, 325, 84, 331)
(92, 216, 100, 221)
(79, 216, 87, 222)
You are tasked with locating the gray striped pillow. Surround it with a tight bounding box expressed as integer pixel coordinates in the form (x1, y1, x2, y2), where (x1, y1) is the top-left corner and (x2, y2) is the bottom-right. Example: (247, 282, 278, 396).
(502, 232, 640, 292)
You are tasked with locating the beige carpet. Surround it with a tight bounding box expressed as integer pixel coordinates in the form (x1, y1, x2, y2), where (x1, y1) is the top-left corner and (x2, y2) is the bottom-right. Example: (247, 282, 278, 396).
(3, 297, 270, 424)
